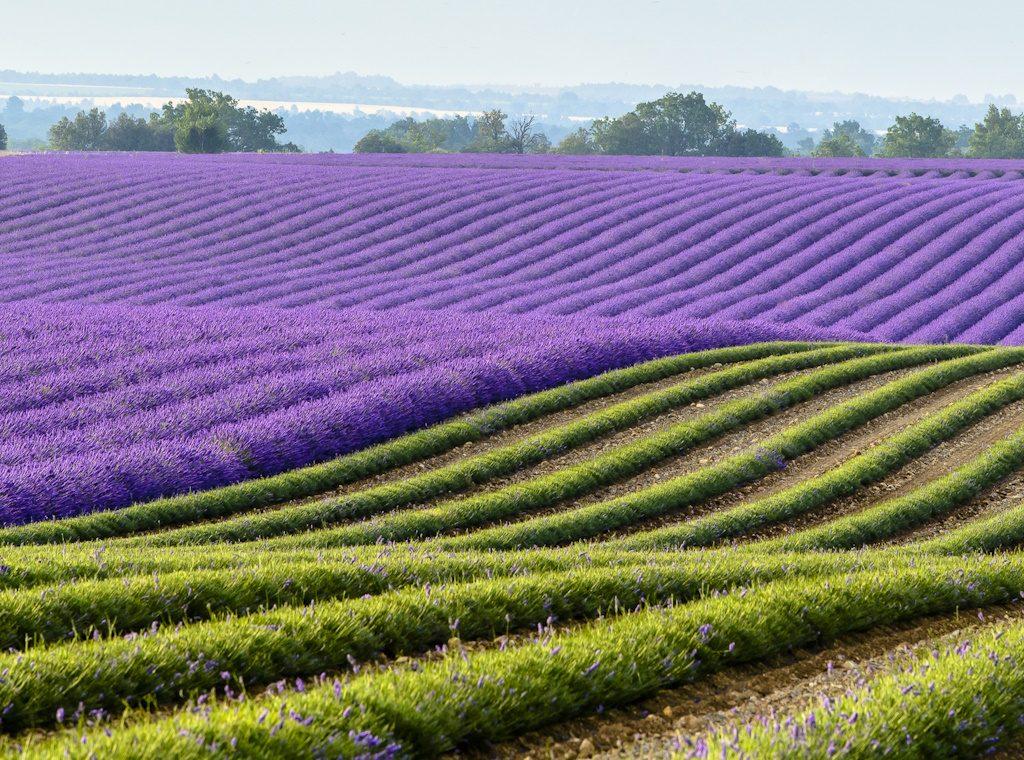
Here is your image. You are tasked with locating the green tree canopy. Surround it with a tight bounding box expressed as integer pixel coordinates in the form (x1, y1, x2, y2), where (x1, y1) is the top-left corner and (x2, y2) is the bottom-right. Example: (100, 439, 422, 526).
(105, 113, 174, 152)
(168, 93, 230, 153)
(569, 91, 784, 157)
(46, 90, 298, 153)
(468, 109, 512, 152)
(968, 104, 1024, 158)
(0, 122, 7, 151)
(716, 128, 786, 157)
(354, 111, 548, 154)
(818, 120, 875, 155)
(49, 108, 108, 151)
(554, 128, 597, 154)
(877, 113, 956, 158)
(382, 115, 474, 152)
(813, 132, 866, 157)
(592, 92, 733, 156)
(352, 129, 409, 153)
(159, 89, 298, 153)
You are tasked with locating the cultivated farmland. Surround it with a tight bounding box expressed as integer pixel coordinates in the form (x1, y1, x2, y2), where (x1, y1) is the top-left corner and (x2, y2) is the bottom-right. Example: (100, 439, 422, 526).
(3, 155, 1024, 757)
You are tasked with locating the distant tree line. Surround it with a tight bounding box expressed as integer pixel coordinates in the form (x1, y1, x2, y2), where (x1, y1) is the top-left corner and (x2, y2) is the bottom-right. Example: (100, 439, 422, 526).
(46, 89, 299, 153)
(0, 122, 7, 151)
(354, 110, 552, 154)
(805, 105, 1024, 159)
(13, 87, 1024, 159)
(355, 92, 1024, 159)
(356, 92, 787, 157)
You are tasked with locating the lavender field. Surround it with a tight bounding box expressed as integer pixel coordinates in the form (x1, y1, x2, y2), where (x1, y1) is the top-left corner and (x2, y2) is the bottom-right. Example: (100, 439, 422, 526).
(6, 153, 1024, 346)
(6, 153, 1024, 758)
(3, 153, 1024, 521)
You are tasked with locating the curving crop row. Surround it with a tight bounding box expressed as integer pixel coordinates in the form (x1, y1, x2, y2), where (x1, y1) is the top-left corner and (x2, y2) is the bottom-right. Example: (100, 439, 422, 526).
(616, 372, 1024, 551)
(696, 618, 1024, 757)
(916, 499, 1024, 554)
(0, 548, 921, 653)
(0, 555, 910, 733)
(427, 347, 1024, 551)
(762, 424, 1024, 552)
(17, 556, 1024, 758)
(131, 344, 926, 547)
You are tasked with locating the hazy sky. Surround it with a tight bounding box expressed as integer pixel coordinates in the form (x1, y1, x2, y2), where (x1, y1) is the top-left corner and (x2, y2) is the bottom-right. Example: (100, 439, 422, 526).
(3, 0, 1021, 101)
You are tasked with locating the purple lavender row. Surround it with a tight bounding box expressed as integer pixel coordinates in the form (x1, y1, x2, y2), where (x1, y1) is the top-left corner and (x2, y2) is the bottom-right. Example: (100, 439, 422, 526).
(29, 150, 1024, 176)
(6, 157, 1024, 344)
(0, 302, 848, 524)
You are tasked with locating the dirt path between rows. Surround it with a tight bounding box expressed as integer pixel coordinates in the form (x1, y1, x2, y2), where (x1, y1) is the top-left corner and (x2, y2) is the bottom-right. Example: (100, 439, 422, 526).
(459, 603, 1024, 759)
(741, 394, 1024, 544)
(593, 365, 1024, 541)
(890, 466, 1024, 545)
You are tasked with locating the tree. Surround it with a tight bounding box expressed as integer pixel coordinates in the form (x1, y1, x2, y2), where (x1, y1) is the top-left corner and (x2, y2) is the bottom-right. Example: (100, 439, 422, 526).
(715, 128, 786, 157)
(877, 113, 956, 158)
(818, 120, 875, 155)
(105, 113, 172, 151)
(352, 112, 550, 154)
(968, 104, 1024, 158)
(48, 108, 108, 150)
(506, 115, 549, 154)
(813, 132, 865, 157)
(159, 89, 296, 153)
(554, 127, 597, 154)
(365, 115, 474, 152)
(0, 122, 6, 151)
(469, 109, 511, 151)
(353, 129, 408, 153)
(952, 125, 972, 154)
(592, 92, 733, 156)
(587, 91, 780, 157)
(45, 90, 298, 153)
(171, 95, 230, 153)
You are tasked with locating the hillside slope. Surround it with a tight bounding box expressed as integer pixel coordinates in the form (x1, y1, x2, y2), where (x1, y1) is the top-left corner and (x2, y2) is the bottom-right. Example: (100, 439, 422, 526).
(4, 153, 1024, 343)
(4, 153, 1024, 520)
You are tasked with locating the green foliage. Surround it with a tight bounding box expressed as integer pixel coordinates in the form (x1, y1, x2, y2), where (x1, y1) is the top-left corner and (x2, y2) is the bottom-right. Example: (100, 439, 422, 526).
(813, 132, 865, 157)
(968, 104, 1024, 158)
(615, 347, 1024, 550)
(919, 497, 1024, 554)
(351, 129, 409, 153)
(20, 557, 1024, 757)
(46, 89, 297, 153)
(745, 379, 1024, 551)
(353, 110, 549, 154)
(161, 89, 298, 153)
(15, 341, 1024, 756)
(813, 120, 876, 157)
(715, 128, 786, 157)
(877, 112, 957, 158)
(701, 619, 1024, 757)
(0, 122, 7, 150)
(584, 91, 783, 157)
(105, 113, 174, 151)
(592, 91, 731, 155)
(554, 127, 598, 154)
(359, 114, 475, 152)
(438, 346, 1003, 552)
(0, 558, 843, 732)
(357, 90, 784, 157)
(48, 108, 109, 151)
